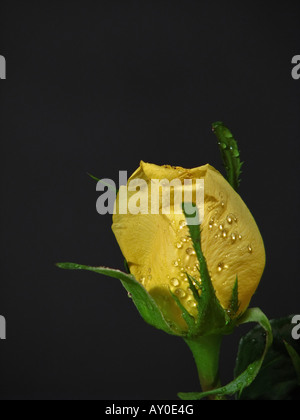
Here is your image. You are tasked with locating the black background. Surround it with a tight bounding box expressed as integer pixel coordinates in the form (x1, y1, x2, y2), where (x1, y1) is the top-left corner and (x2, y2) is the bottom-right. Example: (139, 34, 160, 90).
(0, 0, 299, 400)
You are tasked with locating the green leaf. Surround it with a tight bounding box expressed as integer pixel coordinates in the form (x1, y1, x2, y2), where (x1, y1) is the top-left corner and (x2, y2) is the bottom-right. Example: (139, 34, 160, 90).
(284, 341, 300, 385)
(87, 172, 101, 182)
(57, 262, 178, 336)
(87, 172, 117, 192)
(179, 308, 273, 400)
(235, 315, 300, 400)
(212, 121, 243, 191)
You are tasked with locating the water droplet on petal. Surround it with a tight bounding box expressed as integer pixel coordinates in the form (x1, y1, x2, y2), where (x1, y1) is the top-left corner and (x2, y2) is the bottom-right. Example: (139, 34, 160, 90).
(176, 242, 183, 249)
(175, 288, 186, 298)
(248, 244, 253, 253)
(179, 220, 187, 229)
(170, 278, 180, 287)
(217, 263, 224, 272)
(186, 247, 196, 256)
(187, 300, 197, 308)
(226, 215, 233, 224)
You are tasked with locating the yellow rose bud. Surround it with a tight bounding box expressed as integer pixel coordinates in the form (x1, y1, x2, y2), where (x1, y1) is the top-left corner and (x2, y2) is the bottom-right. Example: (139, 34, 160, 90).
(112, 161, 265, 331)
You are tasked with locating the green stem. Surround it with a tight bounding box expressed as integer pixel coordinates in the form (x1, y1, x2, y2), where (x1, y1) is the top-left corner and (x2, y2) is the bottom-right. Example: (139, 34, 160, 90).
(185, 334, 223, 399)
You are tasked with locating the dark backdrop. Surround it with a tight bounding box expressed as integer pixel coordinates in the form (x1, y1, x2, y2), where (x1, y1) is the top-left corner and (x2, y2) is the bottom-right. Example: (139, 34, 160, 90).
(0, 0, 299, 400)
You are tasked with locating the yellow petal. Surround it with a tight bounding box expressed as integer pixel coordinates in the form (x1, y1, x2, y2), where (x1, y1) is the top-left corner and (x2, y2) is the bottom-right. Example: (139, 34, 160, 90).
(112, 162, 265, 330)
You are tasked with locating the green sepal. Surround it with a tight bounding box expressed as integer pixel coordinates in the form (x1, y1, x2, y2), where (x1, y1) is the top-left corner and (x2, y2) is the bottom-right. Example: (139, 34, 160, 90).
(179, 307, 273, 400)
(169, 288, 196, 332)
(124, 259, 130, 274)
(227, 276, 240, 318)
(57, 262, 179, 336)
(212, 121, 243, 191)
(173, 206, 237, 338)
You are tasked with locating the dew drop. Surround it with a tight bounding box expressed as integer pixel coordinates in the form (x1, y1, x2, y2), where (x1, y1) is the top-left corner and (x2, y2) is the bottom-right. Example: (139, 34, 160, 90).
(176, 242, 183, 249)
(186, 247, 196, 256)
(222, 230, 227, 238)
(226, 215, 233, 224)
(170, 278, 180, 287)
(219, 224, 224, 231)
(247, 365, 254, 374)
(179, 220, 187, 229)
(231, 233, 236, 243)
(128, 292, 132, 299)
(226, 308, 232, 316)
(175, 288, 186, 298)
(248, 244, 253, 253)
(217, 263, 224, 272)
(187, 300, 197, 308)
(218, 141, 227, 150)
(232, 148, 240, 158)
